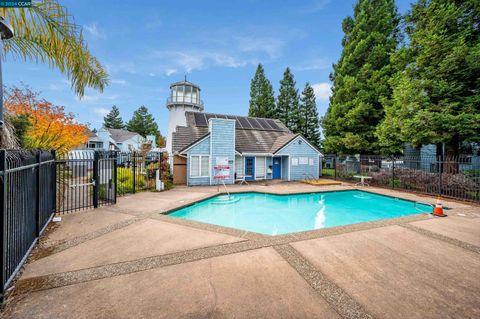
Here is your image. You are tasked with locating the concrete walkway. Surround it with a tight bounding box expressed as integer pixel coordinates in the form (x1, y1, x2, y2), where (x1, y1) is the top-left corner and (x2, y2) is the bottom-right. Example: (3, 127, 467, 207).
(1, 182, 479, 319)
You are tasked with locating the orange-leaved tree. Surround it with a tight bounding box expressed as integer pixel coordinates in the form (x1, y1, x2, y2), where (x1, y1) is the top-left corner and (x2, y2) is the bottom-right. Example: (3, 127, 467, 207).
(5, 86, 88, 154)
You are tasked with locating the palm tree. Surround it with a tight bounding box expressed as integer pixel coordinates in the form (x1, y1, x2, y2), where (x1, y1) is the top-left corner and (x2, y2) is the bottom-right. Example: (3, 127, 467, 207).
(0, 0, 109, 147)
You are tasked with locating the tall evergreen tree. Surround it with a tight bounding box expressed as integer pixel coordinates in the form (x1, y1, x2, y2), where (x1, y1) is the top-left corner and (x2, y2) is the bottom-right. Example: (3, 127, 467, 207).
(126, 106, 159, 137)
(376, 0, 480, 157)
(322, 0, 400, 154)
(299, 83, 321, 147)
(276, 67, 300, 132)
(103, 105, 124, 129)
(248, 64, 276, 118)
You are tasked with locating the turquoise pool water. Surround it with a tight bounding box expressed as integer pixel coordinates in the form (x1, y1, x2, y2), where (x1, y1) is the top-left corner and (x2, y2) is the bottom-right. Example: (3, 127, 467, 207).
(168, 190, 432, 235)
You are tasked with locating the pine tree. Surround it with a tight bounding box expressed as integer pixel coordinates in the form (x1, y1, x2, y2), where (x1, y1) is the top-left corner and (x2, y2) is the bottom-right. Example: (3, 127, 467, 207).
(248, 64, 276, 118)
(126, 106, 159, 137)
(276, 67, 300, 132)
(322, 0, 400, 154)
(299, 83, 321, 147)
(376, 0, 480, 157)
(103, 105, 124, 129)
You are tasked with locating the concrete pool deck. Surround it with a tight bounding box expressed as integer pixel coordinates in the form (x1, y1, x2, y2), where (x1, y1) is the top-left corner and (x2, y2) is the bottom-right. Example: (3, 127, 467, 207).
(1, 182, 479, 319)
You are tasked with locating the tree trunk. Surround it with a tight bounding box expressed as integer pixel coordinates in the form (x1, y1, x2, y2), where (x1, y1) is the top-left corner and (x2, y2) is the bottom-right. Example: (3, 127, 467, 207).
(443, 135, 460, 174)
(0, 118, 19, 149)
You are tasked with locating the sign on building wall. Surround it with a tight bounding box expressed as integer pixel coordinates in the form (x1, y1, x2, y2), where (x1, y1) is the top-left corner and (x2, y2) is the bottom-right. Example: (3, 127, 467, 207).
(213, 156, 230, 180)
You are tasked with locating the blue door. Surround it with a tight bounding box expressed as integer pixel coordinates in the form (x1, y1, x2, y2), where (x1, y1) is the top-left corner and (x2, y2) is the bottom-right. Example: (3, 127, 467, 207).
(272, 157, 281, 179)
(245, 157, 255, 180)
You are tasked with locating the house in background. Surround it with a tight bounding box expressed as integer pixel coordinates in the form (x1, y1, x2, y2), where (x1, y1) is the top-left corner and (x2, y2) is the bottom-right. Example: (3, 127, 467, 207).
(165, 80, 322, 186)
(404, 143, 480, 172)
(84, 128, 156, 152)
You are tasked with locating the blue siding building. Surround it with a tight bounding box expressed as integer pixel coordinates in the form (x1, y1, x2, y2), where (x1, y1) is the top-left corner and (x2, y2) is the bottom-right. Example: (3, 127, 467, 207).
(172, 112, 322, 186)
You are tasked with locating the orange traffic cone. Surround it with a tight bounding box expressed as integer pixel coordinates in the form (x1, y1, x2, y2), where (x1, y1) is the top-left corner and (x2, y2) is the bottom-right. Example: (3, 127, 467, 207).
(433, 197, 446, 217)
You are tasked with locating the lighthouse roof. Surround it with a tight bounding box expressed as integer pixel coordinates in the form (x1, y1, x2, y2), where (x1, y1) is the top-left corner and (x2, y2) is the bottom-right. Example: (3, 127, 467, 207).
(169, 80, 201, 89)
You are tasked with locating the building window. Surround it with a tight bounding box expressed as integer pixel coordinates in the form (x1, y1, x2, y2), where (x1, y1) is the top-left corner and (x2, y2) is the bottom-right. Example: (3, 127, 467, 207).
(255, 156, 266, 179)
(184, 85, 192, 103)
(190, 155, 210, 178)
(299, 157, 309, 165)
(235, 156, 244, 176)
(192, 87, 198, 103)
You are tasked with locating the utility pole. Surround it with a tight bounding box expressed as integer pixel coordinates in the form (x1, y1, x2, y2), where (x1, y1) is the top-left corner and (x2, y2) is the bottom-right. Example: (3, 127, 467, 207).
(0, 16, 14, 130)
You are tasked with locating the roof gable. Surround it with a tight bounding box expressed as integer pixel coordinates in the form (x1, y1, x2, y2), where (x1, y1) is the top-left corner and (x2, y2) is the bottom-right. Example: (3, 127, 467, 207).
(273, 135, 322, 155)
(107, 128, 142, 142)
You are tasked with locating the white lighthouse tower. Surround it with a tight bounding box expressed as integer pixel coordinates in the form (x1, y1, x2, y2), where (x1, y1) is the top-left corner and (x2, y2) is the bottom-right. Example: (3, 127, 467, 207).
(166, 79, 204, 161)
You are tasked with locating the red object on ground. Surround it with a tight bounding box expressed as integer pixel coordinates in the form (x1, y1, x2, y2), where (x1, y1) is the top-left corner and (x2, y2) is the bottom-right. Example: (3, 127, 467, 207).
(433, 197, 447, 217)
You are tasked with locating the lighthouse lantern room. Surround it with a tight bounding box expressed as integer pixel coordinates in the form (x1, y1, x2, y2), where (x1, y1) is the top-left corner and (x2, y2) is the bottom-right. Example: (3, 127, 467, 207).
(166, 79, 204, 160)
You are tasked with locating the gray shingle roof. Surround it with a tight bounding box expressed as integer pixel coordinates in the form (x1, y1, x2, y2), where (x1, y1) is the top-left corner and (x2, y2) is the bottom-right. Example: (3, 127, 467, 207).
(172, 126, 209, 153)
(107, 128, 141, 142)
(86, 130, 98, 138)
(270, 134, 299, 153)
(172, 112, 298, 155)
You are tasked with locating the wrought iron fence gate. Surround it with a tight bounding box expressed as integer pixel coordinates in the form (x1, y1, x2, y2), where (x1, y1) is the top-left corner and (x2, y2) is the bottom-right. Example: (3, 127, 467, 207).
(55, 151, 117, 214)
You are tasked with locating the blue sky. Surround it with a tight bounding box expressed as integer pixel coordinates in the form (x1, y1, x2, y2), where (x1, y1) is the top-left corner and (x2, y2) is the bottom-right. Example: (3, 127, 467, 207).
(5, 0, 411, 135)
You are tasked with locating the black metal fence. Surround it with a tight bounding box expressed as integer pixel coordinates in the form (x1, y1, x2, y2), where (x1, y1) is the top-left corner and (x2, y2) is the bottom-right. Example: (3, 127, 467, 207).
(56, 150, 117, 214)
(1, 150, 56, 302)
(55, 150, 163, 213)
(116, 151, 163, 196)
(322, 154, 480, 202)
(1, 149, 164, 302)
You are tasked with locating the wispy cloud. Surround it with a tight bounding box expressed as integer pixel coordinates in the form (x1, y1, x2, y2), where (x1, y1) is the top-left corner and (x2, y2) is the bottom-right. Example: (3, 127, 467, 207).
(312, 82, 332, 101)
(153, 50, 249, 73)
(293, 58, 330, 71)
(77, 94, 118, 103)
(111, 79, 129, 86)
(93, 107, 110, 116)
(165, 69, 177, 76)
(235, 36, 285, 59)
(105, 62, 137, 75)
(83, 22, 106, 40)
(298, 0, 330, 14)
(47, 79, 70, 91)
(149, 30, 289, 75)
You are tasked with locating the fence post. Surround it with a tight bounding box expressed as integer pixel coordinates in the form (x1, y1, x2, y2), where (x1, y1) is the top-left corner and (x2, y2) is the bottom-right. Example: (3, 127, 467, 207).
(132, 151, 136, 194)
(52, 151, 57, 214)
(35, 151, 41, 237)
(113, 152, 117, 204)
(0, 150, 6, 304)
(93, 151, 99, 208)
(438, 155, 442, 197)
(391, 155, 395, 190)
(159, 152, 163, 182)
(334, 155, 337, 180)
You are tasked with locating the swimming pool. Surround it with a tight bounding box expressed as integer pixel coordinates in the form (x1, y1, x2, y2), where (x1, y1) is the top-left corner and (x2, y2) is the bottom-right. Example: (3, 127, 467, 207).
(168, 190, 432, 235)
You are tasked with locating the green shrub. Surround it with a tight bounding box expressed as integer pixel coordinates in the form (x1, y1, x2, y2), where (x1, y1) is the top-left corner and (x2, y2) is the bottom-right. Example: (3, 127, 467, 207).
(322, 168, 335, 177)
(116, 167, 145, 195)
(463, 170, 480, 178)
